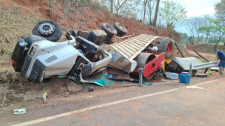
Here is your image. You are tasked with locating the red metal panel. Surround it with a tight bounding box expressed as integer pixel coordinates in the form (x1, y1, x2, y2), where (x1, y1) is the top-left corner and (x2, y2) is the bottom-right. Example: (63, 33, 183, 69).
(133, 53, 164, 78)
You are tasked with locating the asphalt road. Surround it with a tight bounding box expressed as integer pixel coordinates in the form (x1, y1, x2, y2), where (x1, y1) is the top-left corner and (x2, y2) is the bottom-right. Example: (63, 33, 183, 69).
(1, 76, 225, 126)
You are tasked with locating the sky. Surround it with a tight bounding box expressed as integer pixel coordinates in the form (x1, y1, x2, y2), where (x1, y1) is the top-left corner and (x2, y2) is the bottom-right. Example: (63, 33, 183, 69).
(172, 0, 220, 17)
(171, 0, 220, 34)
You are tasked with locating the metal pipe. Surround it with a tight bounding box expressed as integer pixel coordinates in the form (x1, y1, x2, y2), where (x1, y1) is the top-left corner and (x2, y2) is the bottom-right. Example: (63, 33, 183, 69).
(204, 68, 209, 74)
(189, 63, 192, 77)
(138, 68, 144, 87)
(193, 49, 210, 62)
(174, 43, 185, 57)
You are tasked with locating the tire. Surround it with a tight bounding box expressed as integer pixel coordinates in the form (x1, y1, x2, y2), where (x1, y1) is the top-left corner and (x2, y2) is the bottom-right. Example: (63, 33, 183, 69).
(32, 20, 62, 42)
(158, 38, 174, 59)
(195, 73, 208, 77)
(113, 22, 127, 36)
(192, 70, 197, 77)
(100, 23, 117, 38)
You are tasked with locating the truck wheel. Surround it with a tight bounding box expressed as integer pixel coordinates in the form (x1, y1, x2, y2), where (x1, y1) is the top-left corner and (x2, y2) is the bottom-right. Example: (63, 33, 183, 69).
(113, 22, 127, 36)
(158, 38, 174, 59)
(32, 20, 62, 42)
(100, 23, 117, 38)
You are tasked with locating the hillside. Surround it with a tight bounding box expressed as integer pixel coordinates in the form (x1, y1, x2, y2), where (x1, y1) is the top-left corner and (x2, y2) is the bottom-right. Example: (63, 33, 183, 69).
(0, 0, 181, 108)
(1, 0, 181, 36)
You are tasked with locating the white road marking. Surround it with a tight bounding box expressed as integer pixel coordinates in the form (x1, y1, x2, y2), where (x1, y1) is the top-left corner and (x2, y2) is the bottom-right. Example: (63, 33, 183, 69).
(186, 86, 204, 90)
(11, 79, 223, 126)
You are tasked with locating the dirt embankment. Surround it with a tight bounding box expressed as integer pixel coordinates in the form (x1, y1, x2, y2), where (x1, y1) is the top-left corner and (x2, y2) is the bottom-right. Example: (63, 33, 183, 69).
(187, 44, 225, 54)
(0, 0, 180, 41)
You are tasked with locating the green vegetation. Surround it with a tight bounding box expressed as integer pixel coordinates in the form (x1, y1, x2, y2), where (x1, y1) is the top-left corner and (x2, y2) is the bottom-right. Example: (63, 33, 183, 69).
(215, 0, 225, 21)
(159, 1, 187, 29)
(199, 19, 225, 46)
(182, 0, 225, 46)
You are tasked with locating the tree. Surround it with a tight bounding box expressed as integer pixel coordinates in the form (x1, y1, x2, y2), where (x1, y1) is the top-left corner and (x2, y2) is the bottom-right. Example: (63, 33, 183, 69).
(147, 0, 156, 25)
(107, 0, 141, 19)
(158, 1, 186, 29)
(185, 20, 195, 45)
(199, 19, 225, 51)
(114, 0, 128, 14)
(110, 0, 113, 13)
(180, 33, 189, 44)
(153, 0, 160, 26)
(198, 16, 212, 43)
(142, 0, 148, 23)
(185, 17, 208, 44)
(215, 0, 225, 21)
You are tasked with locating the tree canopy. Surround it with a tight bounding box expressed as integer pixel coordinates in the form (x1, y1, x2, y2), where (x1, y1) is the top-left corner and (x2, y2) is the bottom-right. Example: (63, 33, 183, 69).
(158, 1, 187, 28)
(215, 0, 225, 21)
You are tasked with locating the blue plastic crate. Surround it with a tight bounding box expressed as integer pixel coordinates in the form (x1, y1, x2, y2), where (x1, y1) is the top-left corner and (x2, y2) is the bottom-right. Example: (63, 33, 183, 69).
(179, 72, 190, 84)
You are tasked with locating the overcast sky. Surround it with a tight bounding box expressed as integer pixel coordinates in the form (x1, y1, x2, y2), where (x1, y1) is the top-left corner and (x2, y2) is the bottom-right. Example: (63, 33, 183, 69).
(171, 0, 220, 34)
(172, 0, 220, 17)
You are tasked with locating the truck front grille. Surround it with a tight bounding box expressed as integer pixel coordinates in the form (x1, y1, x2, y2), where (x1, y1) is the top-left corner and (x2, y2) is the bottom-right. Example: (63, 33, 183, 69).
(21, 55, 32, 77)
(29, 59, 45, 82)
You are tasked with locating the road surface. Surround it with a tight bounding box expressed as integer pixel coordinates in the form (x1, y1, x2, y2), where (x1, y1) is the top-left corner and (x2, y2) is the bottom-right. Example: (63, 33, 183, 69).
(1, 76, 225, 126)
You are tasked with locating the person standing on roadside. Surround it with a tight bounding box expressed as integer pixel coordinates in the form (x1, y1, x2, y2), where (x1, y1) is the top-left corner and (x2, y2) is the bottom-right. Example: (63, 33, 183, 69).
(216, 50, 225, 75)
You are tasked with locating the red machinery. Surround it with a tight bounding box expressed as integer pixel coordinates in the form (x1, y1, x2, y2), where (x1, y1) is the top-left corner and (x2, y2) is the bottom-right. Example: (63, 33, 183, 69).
(133, 52, 164, 78)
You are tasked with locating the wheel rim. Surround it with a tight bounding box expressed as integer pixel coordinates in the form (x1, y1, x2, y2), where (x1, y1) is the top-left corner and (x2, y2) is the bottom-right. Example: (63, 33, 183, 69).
(119, 24, 126, 30)
(106, 25, 113, 31)
(167, 43, 173, 55)
(38, 23, 55, 36)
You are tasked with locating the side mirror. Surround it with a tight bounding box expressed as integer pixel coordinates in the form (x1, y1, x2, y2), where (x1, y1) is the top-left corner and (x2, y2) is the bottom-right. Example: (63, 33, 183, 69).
(66, 30, 77, 40)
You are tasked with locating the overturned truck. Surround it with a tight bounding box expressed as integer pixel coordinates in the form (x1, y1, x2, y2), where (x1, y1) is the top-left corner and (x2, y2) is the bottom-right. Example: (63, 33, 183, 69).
(10, 34, 112, 82)
(10, 20, 175, 83)
(106, 34, 174, 79)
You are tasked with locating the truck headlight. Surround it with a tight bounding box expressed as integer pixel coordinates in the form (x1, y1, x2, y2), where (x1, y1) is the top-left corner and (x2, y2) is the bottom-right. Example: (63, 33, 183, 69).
(29, 47, 36, 56)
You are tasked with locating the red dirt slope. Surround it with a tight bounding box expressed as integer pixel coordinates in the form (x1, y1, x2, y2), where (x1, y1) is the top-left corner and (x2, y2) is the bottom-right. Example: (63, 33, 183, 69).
(0, 0, 180, 41)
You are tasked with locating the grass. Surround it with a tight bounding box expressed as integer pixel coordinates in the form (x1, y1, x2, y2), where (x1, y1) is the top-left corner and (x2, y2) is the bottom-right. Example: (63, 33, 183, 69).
(0, 5, 39, 65)
(198, 58, 207, 62)
(207, 42, 225, 45)
(0, 68, 19, 108)
(198, 58, 214, 62)
(0, 4, 39, 108)
(218, 42, 225, 45)
(48, 0, 107, 19)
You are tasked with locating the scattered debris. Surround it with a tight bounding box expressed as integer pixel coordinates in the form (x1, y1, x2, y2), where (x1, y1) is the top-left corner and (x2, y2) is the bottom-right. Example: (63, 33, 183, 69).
(14, 108, 26, 115)
(210, 67, 219, 72)
(88, 87, 94, 92)
(88, 74, 114, 87)
(179, 72, 191, 84)
(166, 57, 218, 76)
(42, 92, 47, 103)
(165, 72, 179, 80)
